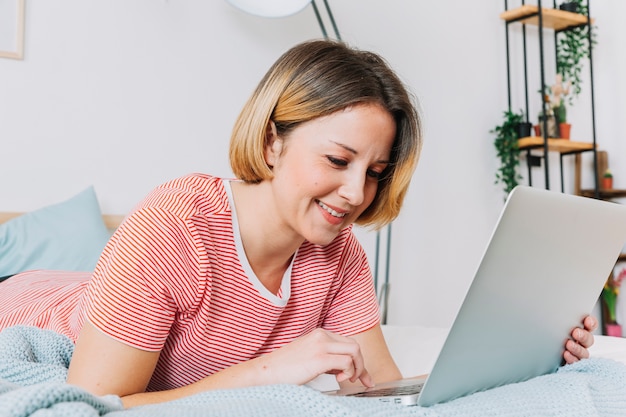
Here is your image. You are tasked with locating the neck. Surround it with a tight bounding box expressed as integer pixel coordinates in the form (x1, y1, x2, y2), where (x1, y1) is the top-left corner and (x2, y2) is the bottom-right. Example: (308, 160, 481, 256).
(230, 181, 303, 293)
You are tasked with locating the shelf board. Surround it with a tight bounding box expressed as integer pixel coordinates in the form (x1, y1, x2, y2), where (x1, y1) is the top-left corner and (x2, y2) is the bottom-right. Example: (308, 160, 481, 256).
(579, 189, 626, 199)
(500, 5, 594, 31)
(517, 136, 594, 153)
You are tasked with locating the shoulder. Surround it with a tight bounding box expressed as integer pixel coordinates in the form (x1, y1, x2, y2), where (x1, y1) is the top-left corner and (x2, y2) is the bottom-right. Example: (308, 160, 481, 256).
(120, 174, 233, 232)
(112, 174, 234, 252)
(139, 174, 231, 218)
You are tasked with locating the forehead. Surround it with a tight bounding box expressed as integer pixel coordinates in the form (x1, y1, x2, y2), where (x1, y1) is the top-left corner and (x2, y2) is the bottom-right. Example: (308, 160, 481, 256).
(297, 103, 395, 139)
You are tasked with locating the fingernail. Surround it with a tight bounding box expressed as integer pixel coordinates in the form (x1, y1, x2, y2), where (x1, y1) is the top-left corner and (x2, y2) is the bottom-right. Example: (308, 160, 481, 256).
(576, 329, 582, 339)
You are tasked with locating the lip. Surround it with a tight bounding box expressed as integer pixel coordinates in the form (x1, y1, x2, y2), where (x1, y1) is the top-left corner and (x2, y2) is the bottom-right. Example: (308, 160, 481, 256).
(316, 199, 349, 226)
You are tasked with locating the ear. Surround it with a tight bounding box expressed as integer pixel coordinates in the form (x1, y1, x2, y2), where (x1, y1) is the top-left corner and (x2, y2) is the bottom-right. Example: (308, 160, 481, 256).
(263, 121, 283, 167)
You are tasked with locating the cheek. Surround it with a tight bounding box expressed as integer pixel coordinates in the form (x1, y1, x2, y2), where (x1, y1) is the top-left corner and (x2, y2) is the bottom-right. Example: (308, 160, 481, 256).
(368, 180, 380, 200)
(360, 182, 380, 210)
(298, 165, 332, 192)
(278, 162, 327, 197)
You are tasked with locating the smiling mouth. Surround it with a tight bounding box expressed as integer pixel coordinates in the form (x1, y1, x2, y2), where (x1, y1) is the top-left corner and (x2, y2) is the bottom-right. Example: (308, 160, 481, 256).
(316, 200, 347, 218)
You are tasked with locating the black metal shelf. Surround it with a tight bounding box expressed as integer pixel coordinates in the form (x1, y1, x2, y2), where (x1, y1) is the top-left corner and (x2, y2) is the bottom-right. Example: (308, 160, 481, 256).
(501, 0, 599, 195)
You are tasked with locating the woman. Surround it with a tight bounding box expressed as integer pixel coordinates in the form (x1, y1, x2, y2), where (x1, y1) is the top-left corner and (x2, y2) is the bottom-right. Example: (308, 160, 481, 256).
(0, 40, 596, 408)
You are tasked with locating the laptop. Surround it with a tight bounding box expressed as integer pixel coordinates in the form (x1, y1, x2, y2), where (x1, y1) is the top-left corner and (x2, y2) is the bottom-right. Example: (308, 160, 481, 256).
(327, 185, 626, 406)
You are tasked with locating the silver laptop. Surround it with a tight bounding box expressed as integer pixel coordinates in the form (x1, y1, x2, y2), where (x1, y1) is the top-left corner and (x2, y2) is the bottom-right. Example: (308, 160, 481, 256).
(328, 185, 626, 406)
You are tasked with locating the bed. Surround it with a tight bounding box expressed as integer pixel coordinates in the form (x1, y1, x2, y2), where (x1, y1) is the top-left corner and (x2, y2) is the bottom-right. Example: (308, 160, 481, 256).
(0, 324, 625, 417)
(1, 189, 626, 416)
(0, 186, 124, 281)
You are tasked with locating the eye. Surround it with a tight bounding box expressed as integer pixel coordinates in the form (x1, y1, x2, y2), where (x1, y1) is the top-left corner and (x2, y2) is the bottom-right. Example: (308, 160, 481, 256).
(368, 163, 390, 180)
(367, 169, 383, 179)
(326, 156, 347, 167)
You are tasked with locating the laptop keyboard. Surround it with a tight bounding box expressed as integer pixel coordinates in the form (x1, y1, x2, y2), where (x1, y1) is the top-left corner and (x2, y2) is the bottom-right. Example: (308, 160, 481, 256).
(345, 382, 424, 398)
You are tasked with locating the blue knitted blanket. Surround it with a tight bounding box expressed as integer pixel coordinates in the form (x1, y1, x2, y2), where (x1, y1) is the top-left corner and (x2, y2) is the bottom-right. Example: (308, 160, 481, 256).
(2, 325, 626, 417)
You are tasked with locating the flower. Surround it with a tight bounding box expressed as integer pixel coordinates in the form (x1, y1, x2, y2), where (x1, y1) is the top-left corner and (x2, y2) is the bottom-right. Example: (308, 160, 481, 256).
(550, 74, 570, 109)
(550, 74, 570, 123)
(602, 268, 626, 324)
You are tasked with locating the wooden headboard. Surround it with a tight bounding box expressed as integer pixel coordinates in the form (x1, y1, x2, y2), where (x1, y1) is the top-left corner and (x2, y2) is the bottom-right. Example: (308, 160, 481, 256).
(0, 212, 125, 230)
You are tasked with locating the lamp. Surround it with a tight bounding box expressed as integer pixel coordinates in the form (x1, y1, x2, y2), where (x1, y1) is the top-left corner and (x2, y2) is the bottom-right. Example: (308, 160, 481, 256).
(225, 0, 312, 18)
(225, 0, 341, 40)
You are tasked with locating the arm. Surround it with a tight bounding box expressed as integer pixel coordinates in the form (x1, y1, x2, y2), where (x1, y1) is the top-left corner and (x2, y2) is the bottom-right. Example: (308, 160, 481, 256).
(347, 323, 402, 386)
(67, 321, 159, 397)
(68, 321, 375, 408)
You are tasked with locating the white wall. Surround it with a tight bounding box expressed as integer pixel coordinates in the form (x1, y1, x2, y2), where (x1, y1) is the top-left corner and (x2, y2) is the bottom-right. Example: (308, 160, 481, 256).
(1, 1, 625, 328)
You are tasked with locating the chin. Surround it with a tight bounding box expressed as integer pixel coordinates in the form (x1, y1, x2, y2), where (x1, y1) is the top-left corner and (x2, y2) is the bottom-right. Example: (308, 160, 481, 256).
(304, 228, 345, 247)
(307, 237, 336, 246)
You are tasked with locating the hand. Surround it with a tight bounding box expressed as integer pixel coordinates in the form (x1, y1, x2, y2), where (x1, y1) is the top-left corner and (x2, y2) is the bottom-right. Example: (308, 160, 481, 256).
(563, 315, 598, 364)
(258, 328, 374, 388)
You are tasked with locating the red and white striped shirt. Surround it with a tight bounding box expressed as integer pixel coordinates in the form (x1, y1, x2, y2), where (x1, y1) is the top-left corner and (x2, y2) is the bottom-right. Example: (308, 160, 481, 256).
(0, 174, 380, 391)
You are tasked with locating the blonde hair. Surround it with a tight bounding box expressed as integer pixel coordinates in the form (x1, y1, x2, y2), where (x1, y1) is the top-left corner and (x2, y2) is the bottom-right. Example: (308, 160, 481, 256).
(230, 40, 422, 229)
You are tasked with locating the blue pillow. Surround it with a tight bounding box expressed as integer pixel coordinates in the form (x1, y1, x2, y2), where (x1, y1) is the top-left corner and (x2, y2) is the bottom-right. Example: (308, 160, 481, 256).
(0, 187, 111, 276)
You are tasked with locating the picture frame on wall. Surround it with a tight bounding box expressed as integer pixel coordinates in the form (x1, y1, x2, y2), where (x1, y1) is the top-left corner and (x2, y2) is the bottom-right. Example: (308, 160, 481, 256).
(0, 0, 25, 60)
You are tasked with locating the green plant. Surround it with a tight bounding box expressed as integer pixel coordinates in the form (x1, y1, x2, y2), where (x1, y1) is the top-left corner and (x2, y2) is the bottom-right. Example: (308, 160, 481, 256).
(604, 169, 613, 179)
(555, 100, 567, 123)
(550, 75, 569, 123)
(492, 110, 524, 196)
(602, 268, 625, 324)
(556, 0, 597, 104)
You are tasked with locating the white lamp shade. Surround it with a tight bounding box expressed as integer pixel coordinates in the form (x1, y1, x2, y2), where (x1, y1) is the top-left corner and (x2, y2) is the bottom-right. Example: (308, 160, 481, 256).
(225, 0, 312, 18)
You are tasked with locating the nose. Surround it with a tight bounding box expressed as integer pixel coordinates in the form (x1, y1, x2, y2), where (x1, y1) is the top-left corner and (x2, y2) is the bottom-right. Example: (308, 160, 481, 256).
(337, 171, 366, 207)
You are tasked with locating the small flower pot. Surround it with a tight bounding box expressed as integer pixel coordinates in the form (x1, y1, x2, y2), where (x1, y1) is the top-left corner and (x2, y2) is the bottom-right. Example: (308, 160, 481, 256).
(515, 122, 532, 139)
(533, 125, 541, 137)
(559, 123, 571, 140)
(538, 115, 559, 138)
(559, 2, 578, 13)
(605, 323, 622, 337)
(602, 177, 613, 190)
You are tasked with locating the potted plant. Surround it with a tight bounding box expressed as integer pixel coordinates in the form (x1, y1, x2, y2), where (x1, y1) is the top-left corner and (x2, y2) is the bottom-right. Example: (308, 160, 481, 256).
(602, 169, 613, 190)
(551, 75, 571, 139)
(537, 85, 558, 138)
(492, 110, 525, 197)
(555, 102, 570, 139)
(602, 267, 625, 337)
(555, 0, 597, 104)
(559, 1, 578, 13)
(516, 119, 533, 138)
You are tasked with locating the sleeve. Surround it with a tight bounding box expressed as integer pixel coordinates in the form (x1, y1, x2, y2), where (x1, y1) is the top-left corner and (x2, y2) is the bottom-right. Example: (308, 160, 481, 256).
(322, 231, 380, 336)
(83, 207, 206, 351)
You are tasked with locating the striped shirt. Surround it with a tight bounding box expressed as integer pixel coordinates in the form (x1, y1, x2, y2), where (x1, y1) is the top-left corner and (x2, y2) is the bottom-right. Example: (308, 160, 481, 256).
(0, 174, 380, 391)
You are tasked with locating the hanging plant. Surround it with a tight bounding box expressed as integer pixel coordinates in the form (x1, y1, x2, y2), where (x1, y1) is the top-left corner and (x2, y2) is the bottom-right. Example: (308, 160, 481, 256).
(555, 0, 597, 104)
(492, 110, 525, 197)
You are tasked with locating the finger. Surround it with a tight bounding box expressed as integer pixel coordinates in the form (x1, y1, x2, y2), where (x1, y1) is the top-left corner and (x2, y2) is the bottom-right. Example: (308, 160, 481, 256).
(310, 330, 372, 386)
(563, 349, 578, 365)
(333, 362, 374, 388)
(324, 354, 357, 385)
(583, 315, 598, 332)
(565, 338, 589, 361)
(572, 327, 595, 349)
(357, 367, 374, 388)
(324, 340, 366, 371)
(322, 343, 371, 387)
(338, 358, 371, 386)
(324, 344, 363, 379)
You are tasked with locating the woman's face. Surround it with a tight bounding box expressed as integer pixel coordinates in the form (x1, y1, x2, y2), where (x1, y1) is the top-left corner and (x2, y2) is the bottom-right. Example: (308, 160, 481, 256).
(264, 103, 396, 246)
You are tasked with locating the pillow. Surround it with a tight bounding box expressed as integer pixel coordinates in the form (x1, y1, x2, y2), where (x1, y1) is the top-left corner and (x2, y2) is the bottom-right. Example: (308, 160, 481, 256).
(0, 187, 111, 276)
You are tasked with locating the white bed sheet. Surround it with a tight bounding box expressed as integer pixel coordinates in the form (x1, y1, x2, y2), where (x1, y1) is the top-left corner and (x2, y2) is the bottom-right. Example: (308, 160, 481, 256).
(381, 325, 626, 378)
